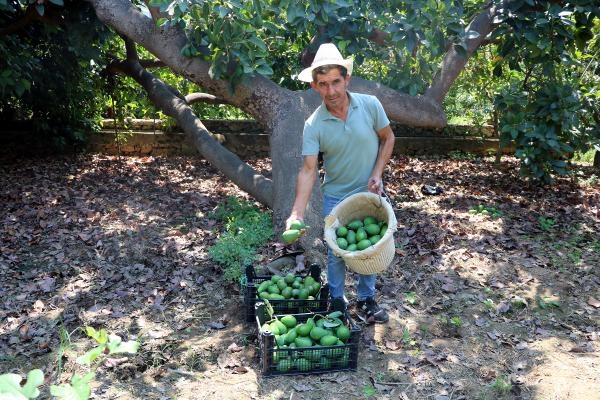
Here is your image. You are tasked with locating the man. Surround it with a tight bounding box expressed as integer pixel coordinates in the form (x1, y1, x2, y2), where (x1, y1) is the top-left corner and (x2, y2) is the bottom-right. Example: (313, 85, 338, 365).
(286, 43, 395, 324)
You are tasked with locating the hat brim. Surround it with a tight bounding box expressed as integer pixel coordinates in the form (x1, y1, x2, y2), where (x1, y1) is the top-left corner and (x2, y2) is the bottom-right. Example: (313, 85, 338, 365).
(297, 58, 354, 82)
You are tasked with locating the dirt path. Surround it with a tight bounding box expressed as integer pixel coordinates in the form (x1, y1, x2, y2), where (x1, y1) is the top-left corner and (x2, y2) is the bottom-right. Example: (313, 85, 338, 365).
(1, 154, 598, 400)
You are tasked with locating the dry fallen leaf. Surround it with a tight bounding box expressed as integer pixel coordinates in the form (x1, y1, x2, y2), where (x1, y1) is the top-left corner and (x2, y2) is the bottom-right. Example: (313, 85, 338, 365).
(587, 297, 600, 308)
(227, 343, 244, 353)
(385, 340, 400, 350)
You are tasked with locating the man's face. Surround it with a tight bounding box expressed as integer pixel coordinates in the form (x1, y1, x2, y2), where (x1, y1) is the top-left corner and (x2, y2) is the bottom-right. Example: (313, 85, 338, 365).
(311, 68, 350, 110)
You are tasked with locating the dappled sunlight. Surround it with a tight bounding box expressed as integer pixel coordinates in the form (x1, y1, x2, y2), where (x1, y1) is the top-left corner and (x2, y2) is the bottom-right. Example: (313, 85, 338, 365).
(527, 337, 599, 400)
(1, 154, 598, 399)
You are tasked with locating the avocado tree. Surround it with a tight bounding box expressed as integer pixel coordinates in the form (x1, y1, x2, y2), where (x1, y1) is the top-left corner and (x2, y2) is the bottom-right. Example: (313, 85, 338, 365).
(0, 0, 110, 147)
(2, 0, 599, 254)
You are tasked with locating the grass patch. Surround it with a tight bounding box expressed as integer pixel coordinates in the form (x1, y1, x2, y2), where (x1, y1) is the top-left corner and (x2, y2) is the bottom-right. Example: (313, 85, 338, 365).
(571, 149, 596, 165)
(208, 196, 273, 283)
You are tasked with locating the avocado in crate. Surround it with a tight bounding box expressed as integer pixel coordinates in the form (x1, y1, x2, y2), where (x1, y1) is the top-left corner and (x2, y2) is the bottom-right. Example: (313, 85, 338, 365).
(243, 264, 329, 322)
(255, 302, 360, 376)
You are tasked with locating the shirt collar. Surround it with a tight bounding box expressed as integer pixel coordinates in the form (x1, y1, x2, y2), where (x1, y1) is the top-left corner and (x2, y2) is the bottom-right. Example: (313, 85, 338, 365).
(318, 91, 357, 121)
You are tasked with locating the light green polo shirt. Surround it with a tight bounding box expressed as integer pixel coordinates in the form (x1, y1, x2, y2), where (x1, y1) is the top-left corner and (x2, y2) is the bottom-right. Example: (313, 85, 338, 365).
(302, 92, 390, 198)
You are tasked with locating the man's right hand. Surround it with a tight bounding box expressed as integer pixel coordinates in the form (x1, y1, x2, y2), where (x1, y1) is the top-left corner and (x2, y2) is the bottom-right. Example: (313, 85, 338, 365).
(285, 215, 303, 230)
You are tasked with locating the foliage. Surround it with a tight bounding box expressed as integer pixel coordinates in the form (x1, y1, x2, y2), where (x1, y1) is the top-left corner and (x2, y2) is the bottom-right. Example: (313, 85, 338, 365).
(489, 375, 512, 395)
(448, 150, 478, 160)
(51, 326, 139, 400)
(76, 326, 140, 366)
(361, 384, 378, 398)
(444, 48, 499, 127)
(469, 204, 503, 218)
(0, 326, 139, 400)
(538, 216, 555, 231)
(0, 369, 44, 400)
(108, 0, 600, 182)
(151, 0, 484, 93)
(0, 1, 111, 149)
(403, 291, 418, 305)
(572, 149, 597, 164)
(208, 196, 273, 282)
(2, 0, 599, 184)
(492, 1, 600, 182)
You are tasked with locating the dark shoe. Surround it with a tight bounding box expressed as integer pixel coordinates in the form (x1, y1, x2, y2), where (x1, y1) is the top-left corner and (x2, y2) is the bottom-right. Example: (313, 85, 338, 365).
(356, 297, 389, 324)
(421, 184, 443, 195)
(329, 297, 347, 314)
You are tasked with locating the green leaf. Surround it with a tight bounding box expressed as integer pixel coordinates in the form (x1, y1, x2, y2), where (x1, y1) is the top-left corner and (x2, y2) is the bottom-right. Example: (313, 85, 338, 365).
(265, 298, 274, 320)
(286, 4, 305, 24)
(0, 374, 29, 399)
(0, 370, 43, 399)
(523, 31, 538, 43)
(21, 370, 44, 399)
(107, 334, 140, 354)
(50, 373, 94, 400)
(76, 345, 105, 366)
(326, 310, 343, 319)
(247, 36, 266, 51)
(84, 327, 108, 344)
(322, 319, 342, 328)
(254, 64, 273, 76)
(48, 0, 64, 5)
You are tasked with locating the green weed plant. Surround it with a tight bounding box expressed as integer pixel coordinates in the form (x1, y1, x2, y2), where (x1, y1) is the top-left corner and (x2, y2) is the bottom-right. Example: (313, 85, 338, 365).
(0, 327, 139, 400)
(469, 204, 503, 218)
(208, 197, 273, 282)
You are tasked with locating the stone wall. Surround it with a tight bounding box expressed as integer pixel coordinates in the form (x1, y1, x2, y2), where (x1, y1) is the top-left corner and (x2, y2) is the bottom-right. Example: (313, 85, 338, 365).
(0, 119, 508, 159)
(88, 119, 506, 158)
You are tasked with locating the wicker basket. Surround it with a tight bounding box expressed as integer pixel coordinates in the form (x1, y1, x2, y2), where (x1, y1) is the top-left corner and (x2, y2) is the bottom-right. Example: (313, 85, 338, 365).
(324, 192, 397, 274)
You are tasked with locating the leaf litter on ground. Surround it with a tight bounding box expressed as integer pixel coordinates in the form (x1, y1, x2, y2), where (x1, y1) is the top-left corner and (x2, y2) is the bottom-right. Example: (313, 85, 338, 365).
(0, 154, 598, 399)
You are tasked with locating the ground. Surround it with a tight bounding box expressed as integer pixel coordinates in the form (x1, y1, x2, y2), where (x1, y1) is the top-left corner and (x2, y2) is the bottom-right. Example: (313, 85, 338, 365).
(1, 154, 599, 400)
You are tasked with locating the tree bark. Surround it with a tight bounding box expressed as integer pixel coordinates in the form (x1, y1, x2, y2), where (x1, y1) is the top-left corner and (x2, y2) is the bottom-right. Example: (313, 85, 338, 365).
(106, 57, 274, 207)
(425, 5, 498, 104)
(88, 0, 454, 249)
(350, 77, 446, 127)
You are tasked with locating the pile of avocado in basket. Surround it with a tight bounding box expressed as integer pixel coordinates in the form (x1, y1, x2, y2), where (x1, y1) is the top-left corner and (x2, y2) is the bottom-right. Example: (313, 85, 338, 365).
(334, 215, 387, 251)
(256, 273, 321, 301)
(258, 305, 356, 374)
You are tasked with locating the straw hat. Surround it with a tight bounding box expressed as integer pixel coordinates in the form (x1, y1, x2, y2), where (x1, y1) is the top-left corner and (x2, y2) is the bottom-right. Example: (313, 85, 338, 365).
(297, 43, 354, 82)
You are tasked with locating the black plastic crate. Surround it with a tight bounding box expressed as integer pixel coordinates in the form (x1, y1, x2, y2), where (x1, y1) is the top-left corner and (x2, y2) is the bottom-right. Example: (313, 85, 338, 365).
(255, 302, 361, 376)
(242, 264, 329, 322)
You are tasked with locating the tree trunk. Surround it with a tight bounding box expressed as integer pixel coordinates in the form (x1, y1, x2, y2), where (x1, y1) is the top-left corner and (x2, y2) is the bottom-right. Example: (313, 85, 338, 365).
(88, 0, 450, 254)
(594, 150, 600, 169)
(270, 90, 327, 263)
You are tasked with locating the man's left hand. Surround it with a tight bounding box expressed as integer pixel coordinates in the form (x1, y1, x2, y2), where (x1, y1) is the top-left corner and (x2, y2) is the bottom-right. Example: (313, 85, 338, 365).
(368, 177, 383, 195)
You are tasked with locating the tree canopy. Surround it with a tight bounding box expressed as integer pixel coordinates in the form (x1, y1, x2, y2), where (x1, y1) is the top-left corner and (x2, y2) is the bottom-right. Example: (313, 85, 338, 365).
(1, 0, 599, 235)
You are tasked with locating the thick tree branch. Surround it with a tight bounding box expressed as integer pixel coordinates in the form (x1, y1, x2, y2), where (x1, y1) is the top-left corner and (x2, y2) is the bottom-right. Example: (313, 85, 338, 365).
(185, 93, 227, 105)
(425, 5, 499, 104)
(349, 77, 447, 128)
(106, 55, 273, 206)
(89, 0, 285, 125)
(123, 35, 139, 60)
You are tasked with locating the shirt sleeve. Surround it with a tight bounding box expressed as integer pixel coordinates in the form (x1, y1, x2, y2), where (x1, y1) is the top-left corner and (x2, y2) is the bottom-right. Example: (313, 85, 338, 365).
(302, 122, 320, 156)
(370, 96, 390, 131)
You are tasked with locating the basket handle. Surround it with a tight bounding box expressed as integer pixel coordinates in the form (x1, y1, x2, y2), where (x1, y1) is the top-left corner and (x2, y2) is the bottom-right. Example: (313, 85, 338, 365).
(335, 185, 368, 206)
(336, 183, 389, 208)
